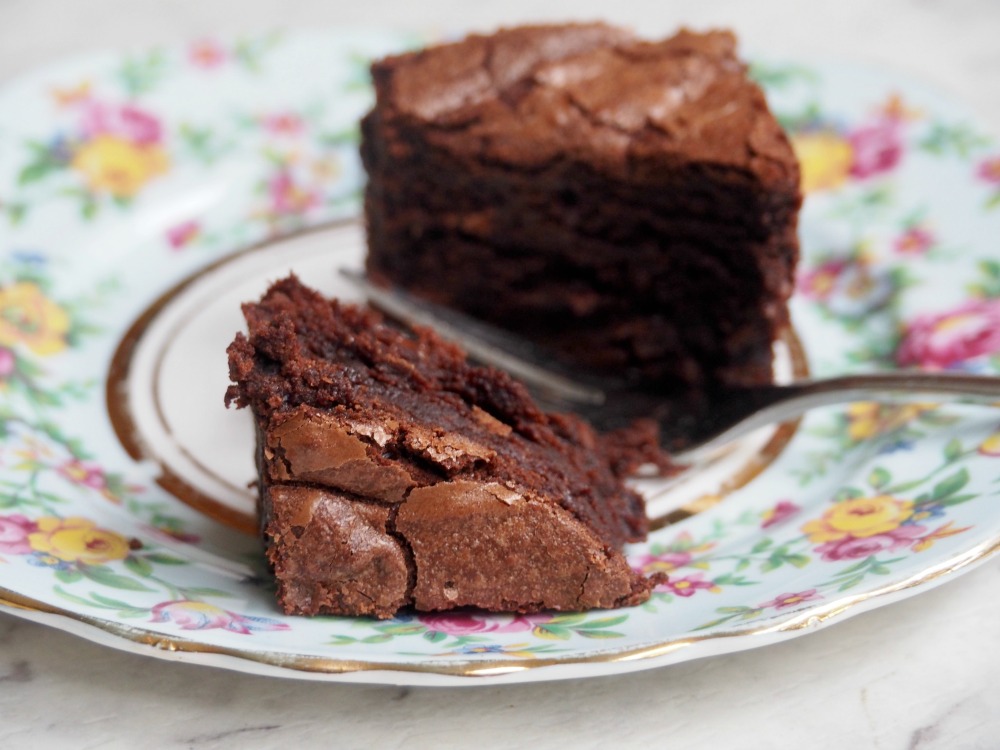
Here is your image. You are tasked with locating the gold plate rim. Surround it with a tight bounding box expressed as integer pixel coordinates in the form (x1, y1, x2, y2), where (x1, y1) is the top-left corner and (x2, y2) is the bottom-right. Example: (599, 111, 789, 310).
(2, 534, 997, 682)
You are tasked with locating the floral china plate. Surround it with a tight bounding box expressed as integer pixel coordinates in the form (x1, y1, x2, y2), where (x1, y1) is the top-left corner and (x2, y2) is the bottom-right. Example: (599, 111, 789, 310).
(1, 29, 999, 686)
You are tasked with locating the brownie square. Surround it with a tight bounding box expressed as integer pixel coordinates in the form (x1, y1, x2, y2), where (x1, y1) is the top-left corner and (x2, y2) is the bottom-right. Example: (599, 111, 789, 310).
(362, 24, 800, 390)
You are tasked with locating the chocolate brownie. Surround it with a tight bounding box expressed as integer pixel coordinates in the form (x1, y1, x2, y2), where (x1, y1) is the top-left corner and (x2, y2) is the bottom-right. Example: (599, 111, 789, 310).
(226, 276, 662, 618)
(362, 24, 800, 391)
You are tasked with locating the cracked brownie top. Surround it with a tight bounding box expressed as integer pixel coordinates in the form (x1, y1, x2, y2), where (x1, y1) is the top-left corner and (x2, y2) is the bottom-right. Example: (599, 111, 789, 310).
(225, 275, 647, 549)
(369, 23, 798, 184)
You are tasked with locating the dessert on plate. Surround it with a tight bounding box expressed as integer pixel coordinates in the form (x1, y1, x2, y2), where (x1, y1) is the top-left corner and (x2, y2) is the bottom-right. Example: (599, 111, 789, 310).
(226, 276, 663, 618)
(362, 23, 801, 391)
(226, 23, 801, 619)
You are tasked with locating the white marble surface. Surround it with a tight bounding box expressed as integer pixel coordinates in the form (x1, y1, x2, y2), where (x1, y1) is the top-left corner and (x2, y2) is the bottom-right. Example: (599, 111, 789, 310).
(2, 1, 1000, 747)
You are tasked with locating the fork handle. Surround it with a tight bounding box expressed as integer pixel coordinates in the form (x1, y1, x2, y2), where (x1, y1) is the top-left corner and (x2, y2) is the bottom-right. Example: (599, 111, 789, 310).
(796, 371, 1000, 401)
(339, 270, 1000, 461)
(676, 371, 1000, 461)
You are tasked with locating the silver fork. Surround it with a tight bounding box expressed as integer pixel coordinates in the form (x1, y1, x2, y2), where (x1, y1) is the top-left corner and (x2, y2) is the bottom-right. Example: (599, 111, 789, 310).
(342, 270, 1000, 462)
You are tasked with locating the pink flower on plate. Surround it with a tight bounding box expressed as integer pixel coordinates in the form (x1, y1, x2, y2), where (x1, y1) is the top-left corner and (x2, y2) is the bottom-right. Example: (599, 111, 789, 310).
(761, 500, 801, 529)
(0, 347, 15, 378)
(797, 259, 848, 302)
(632, 550, 694, 576)
(80, 101, 163, 146)
(417, 611, 552, 636)
(262, 113, 304, 136)
(0, 514, 38, 555)
(977, 156, 1000, 185)
(758, 589, 822, 610)
(57, 459, 107, 491)
(662, 573, 720, 598)
(799, 257, 895, 319)
(896, 299, 1000, 370)
(165, 220, 200, 249)
(893, 226, 934, 256)
(189, 39, 226, 69)
(814, 524, 926, 562)
(848, 119, 904, 179)
(150, 600, 290, 634)
(267, 170, 320, 216)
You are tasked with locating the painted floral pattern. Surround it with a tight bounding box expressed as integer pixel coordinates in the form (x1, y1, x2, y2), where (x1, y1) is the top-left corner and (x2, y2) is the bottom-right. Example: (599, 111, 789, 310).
(0, 281, 72, 356)
(0, 33, 998, 679)
(28, 516, 131, 565)
(788, 94, 917, 194)
(977, 155, 1000, 209)
(18, 95, 170, 216)
(150, 600, 289, 634)
(0, 514, 37, 555)
(649, 432, 980, 631)
(896, 298, 1000, 370)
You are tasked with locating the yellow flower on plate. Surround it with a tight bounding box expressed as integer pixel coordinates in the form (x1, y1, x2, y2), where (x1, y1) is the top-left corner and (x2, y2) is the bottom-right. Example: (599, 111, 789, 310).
(846, 402, 881, 442)
(845, 402, 936, 443)
(802, 495, 914, 543)
(28, 516, 130, 565)
(882, 403, 937, 432)
(978, 432, 1000, 456)
(0, 282, 71, 356)
(71, 135, 168, 198)
(792, 131, 853, 193)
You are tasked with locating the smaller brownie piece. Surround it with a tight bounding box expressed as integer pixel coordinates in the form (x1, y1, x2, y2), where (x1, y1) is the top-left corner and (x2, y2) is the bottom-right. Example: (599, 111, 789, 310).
(226, 276, 661, 618)
(362, 24, 800, 391)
